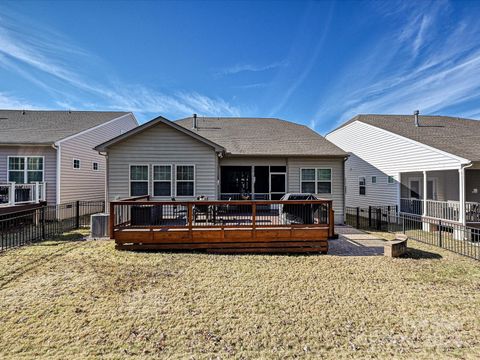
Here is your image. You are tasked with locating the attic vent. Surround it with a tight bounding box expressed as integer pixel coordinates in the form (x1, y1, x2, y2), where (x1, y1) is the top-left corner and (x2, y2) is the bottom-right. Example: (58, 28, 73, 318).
(414, 110, 420, 127)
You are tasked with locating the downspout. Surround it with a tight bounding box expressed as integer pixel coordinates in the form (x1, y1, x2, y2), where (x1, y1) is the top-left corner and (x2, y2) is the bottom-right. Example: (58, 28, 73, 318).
(52, 143, 61, 205)
(459, 161, 473, 226)
(342, 155, 349, 224)
(97, 151, 109, 209)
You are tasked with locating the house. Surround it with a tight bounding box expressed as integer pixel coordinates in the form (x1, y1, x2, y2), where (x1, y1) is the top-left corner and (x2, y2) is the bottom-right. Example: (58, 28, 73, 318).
(95, 115, 347, 223)
(0, 110, 138, 210)
(326, 112, 480, 226)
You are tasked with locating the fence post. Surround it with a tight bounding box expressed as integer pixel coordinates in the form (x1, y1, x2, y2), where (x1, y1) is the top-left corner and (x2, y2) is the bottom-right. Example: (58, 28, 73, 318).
(75, 200, 80, 229)
(375, 208, 381, 230)
(368, 206, 372, 228)
(438, 219, 442, 247)
(387, 206, 391, 232)
(41, 206, 46, 240)
(356, 207, 360, 229)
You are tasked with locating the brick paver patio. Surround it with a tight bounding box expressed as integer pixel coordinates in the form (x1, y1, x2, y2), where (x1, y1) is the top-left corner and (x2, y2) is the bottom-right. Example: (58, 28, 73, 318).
(329, 225, 386, 256)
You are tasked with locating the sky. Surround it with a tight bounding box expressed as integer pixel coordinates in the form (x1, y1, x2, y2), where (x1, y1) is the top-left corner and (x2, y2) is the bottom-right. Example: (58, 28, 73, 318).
(1, 0, 480, 134)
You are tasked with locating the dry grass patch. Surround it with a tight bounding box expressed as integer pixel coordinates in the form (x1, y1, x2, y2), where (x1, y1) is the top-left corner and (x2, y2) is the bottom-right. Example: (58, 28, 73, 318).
(0, 230, 479, 359)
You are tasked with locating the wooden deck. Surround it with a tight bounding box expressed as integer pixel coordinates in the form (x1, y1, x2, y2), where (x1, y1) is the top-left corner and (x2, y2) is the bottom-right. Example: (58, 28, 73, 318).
(110, 197, 334, 253)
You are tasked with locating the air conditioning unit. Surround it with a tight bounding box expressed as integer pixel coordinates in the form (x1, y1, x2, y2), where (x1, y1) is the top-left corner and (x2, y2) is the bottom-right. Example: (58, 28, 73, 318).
(90, 213, 109, 238)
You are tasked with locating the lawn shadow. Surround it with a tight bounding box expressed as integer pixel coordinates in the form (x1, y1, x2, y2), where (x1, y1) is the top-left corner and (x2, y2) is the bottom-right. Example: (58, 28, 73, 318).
(402, 247, 443, 260)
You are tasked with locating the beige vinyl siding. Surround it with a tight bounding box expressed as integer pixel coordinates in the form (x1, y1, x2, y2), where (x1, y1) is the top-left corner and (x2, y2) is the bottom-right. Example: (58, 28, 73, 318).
(287, 157, 344, 223)
(59, 114, 137, 204)
(107, 122, 218, 201)
(0, 146, 57, 204)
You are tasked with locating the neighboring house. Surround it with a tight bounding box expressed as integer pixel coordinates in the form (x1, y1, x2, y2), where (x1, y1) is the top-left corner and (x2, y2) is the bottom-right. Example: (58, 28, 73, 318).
(0, 110, 138, 208)
(326, 113, 480, 226)
(95, 115, 347, 223)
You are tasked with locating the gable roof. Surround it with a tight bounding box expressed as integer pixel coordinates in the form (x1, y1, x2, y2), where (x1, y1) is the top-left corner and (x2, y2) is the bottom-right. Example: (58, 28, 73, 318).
(0, 110, 130, 145)
(94, 116, 225, 152)
(175, 117, 346, 157)
(332, 114, 480, 162)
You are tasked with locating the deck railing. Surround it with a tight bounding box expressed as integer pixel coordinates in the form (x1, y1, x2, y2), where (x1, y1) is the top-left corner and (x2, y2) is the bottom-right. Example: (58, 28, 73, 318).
(0, 182, 47, 207)
(400, 198, 480, 223)
(110, 197, 335, 240)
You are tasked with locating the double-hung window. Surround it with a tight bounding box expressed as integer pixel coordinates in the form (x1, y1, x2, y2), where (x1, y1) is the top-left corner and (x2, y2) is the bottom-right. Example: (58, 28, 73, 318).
(130, 165, 149, 196)
(8, 156, 44, 183)
(153, 165, 172, 197)
(359, 177, 366, 195)
(300, 168, 332, 194)
(176, 165, 194, 196)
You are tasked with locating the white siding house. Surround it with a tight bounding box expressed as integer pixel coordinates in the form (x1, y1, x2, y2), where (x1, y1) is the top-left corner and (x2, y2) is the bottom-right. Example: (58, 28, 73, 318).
(326, 114, 480, 225)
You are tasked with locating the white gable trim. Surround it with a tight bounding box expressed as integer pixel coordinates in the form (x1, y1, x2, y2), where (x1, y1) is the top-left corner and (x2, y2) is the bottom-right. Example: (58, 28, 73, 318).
(328, 120, 471, 165)
(54, 113, 138, 145)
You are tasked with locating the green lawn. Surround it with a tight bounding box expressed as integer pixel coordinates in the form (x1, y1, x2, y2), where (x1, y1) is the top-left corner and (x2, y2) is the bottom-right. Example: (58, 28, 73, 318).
(0, 230, 479, 359)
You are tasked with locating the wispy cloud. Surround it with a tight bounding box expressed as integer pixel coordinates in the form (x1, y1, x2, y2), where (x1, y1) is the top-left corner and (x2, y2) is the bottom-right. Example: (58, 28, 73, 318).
(0, 92, 36, 109)
(313, 0, 480, 131)
(0, 7, 241, 120)
(218, 60, 288, 76)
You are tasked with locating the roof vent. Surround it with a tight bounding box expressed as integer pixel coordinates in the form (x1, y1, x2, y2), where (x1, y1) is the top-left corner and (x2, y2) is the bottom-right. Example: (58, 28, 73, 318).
(192, 113, 198, 130)
(22, 109, 26, 115)
(414, 110, 420, 127)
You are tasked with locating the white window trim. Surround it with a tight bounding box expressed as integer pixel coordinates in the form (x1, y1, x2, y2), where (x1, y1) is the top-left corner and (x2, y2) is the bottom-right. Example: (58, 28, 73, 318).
(152, 164, 173, 197)
(92, 161, 99, 171)
(387, 175, 395, 184)
(73, 158, 81, 169)
(300, 167, 332, 194)
(7, 155, 45, 183)
(129, 164, 150, 197)
(371, 176, 377, 184)
(359, 176, 366, 196)
(175, 164, 195, 197)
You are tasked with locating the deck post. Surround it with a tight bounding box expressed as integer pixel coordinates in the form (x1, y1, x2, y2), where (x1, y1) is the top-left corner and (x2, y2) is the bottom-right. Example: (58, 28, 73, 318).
(368, 206, 372, 228)
(8, 182, 15, 206)
(187, 203, 193, 232)
(109, 202, 115, 239)
(252, 202, 256, 239)
(329, 206, 335, 238)
(34, 182, 40, 203)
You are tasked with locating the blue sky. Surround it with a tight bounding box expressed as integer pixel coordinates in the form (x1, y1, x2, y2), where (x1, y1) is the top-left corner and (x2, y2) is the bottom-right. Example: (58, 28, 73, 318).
(1, 0, 480, 134)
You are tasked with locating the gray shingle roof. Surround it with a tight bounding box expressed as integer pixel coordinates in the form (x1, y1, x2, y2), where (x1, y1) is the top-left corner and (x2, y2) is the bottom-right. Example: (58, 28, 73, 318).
(176, 117, 346, 157)
(0, 110, 129, 144)
(334, 114, 480, 161)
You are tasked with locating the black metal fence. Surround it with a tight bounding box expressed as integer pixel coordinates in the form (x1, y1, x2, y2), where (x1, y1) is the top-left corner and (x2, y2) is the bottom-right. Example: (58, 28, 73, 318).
(345, 206, 480, 261)
(0, 201, 104, 252)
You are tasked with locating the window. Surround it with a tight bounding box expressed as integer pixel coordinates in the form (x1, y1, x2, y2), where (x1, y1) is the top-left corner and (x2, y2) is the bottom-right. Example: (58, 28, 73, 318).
(130, 165, 149, 196)
(8, 156, 44, 183)
(153, 165, 172, 196)
(92, 162, 99, 171)
(359, 177, 366, 195)
(73, 159, 81, 169)
(176, 165, 194, 196)
(300, 168, 332, 194)
(388, 175, 395, 184)
(371, 176, 377, 184)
